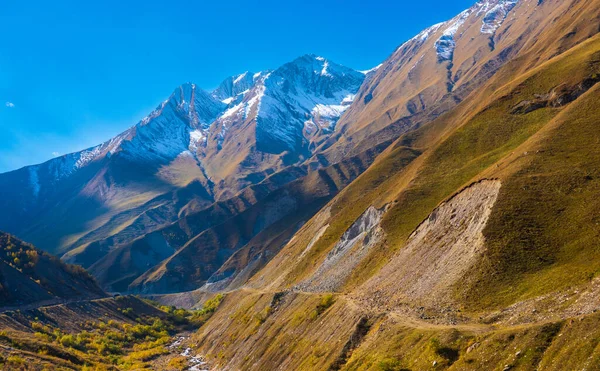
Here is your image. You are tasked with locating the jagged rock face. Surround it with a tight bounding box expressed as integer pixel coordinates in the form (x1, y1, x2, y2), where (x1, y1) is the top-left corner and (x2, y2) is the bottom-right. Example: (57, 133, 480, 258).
(295, 206, 385, 293)
(212, 71, 259, 104)
(256, 55, 364, 154)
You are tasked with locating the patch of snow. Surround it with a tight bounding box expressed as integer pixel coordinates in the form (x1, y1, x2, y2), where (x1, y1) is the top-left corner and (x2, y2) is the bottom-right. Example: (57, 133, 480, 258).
(304, 119, 318, 134)
(29, 167, 40, 198)
(189, 130, 205, 143)
(221, 97, 234, 105)
(220, 103, 243, 121)
(341, 94, 356, 104)
(304, 100, 352, 133)
(140, 100, 168, 126)
(359, 64, 383, 75)
(104, 132, 127, 156)
(417, 22, 445, 42)
(320, 60, 331, 77)
(245, 84, 265, 120)
(75, 146, 102, 169)
(396, 22, 444, 53)
(188, 129, 206, 152)
(480, 0, 519, 34)
(435, 9, 472, 62)
(233, 72, 248, 84)
(312, 103, 350, 118)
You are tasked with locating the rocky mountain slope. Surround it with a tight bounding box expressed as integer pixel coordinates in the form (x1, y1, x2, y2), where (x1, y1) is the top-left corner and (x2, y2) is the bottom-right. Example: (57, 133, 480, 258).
(1, 0, 600, 369)
(2, 0, 598, 301)
(312, 0, 600, 165)
(125, 0, 600, 296)
(0, 232, 105, 310)
(143, 0, 600, 369)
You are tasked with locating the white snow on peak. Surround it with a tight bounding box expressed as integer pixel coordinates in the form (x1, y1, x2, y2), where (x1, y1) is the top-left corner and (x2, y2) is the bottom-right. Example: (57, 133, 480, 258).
(221, 102, 244, 121)
(221, 97, 234, 105)
(140, 101, 168, 126)
(396, 22, 444, 54)
(245, 84, 265, 120)
(341, 94, 356, 104)
(480, 0, 519, 34)
(320, 59, 331, 77)
(435, 9, 472, 62)
(104, 133, 126, 156)
(188, 129, 206, 152)
(315, 56, 326, 61)
(233, 72, 248, 84)
(74, 144, 108, 169)
(416, 22, 445, 43)
(359, 64, 383, 75)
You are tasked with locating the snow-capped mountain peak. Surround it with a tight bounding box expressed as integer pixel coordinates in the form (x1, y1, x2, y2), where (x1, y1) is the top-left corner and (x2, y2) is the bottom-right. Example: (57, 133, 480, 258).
(8, 54, 366, 200)
(248, 55, 365, 154)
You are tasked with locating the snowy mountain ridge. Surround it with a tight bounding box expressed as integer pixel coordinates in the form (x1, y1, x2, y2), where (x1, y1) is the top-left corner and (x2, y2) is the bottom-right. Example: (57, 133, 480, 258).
(12, 54, 367, 198)
(14, 0, 524, 195)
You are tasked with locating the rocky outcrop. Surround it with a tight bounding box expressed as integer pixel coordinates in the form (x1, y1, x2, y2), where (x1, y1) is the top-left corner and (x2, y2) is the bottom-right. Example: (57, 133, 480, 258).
(361, 180, 501, 307)
(296, 206, 386, 292)
(511, 73, 600, 114)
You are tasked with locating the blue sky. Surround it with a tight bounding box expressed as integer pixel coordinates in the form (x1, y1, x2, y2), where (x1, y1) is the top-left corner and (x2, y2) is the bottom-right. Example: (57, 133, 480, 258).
(0, 0, 475, 173)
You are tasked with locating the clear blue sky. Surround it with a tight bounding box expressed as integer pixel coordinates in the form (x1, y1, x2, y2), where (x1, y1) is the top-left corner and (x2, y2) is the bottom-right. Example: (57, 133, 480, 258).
(0, 0, 475, 173)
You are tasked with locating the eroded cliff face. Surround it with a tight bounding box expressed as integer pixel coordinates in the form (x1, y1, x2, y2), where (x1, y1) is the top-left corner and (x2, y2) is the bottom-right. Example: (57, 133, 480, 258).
(295, 206, 385, 293)
(358, 180, 502, 308)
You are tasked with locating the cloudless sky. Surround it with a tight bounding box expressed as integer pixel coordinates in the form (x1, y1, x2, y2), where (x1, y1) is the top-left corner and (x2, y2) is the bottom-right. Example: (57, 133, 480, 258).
(0, 0, 475, 173)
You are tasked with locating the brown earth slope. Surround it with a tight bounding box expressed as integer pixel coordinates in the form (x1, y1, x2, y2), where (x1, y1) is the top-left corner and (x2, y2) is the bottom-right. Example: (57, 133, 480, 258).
(171, 2, 600, 369)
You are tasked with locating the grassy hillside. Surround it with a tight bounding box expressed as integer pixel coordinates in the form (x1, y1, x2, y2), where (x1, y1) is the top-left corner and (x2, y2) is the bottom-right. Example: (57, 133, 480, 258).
(0, 295, 224, 370)
(181, 27, 600, 371)
(0, 232, 105, 309)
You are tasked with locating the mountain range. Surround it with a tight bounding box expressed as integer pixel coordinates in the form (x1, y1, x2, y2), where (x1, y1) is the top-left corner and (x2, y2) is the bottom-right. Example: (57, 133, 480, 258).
(2, 0, 600, 368)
